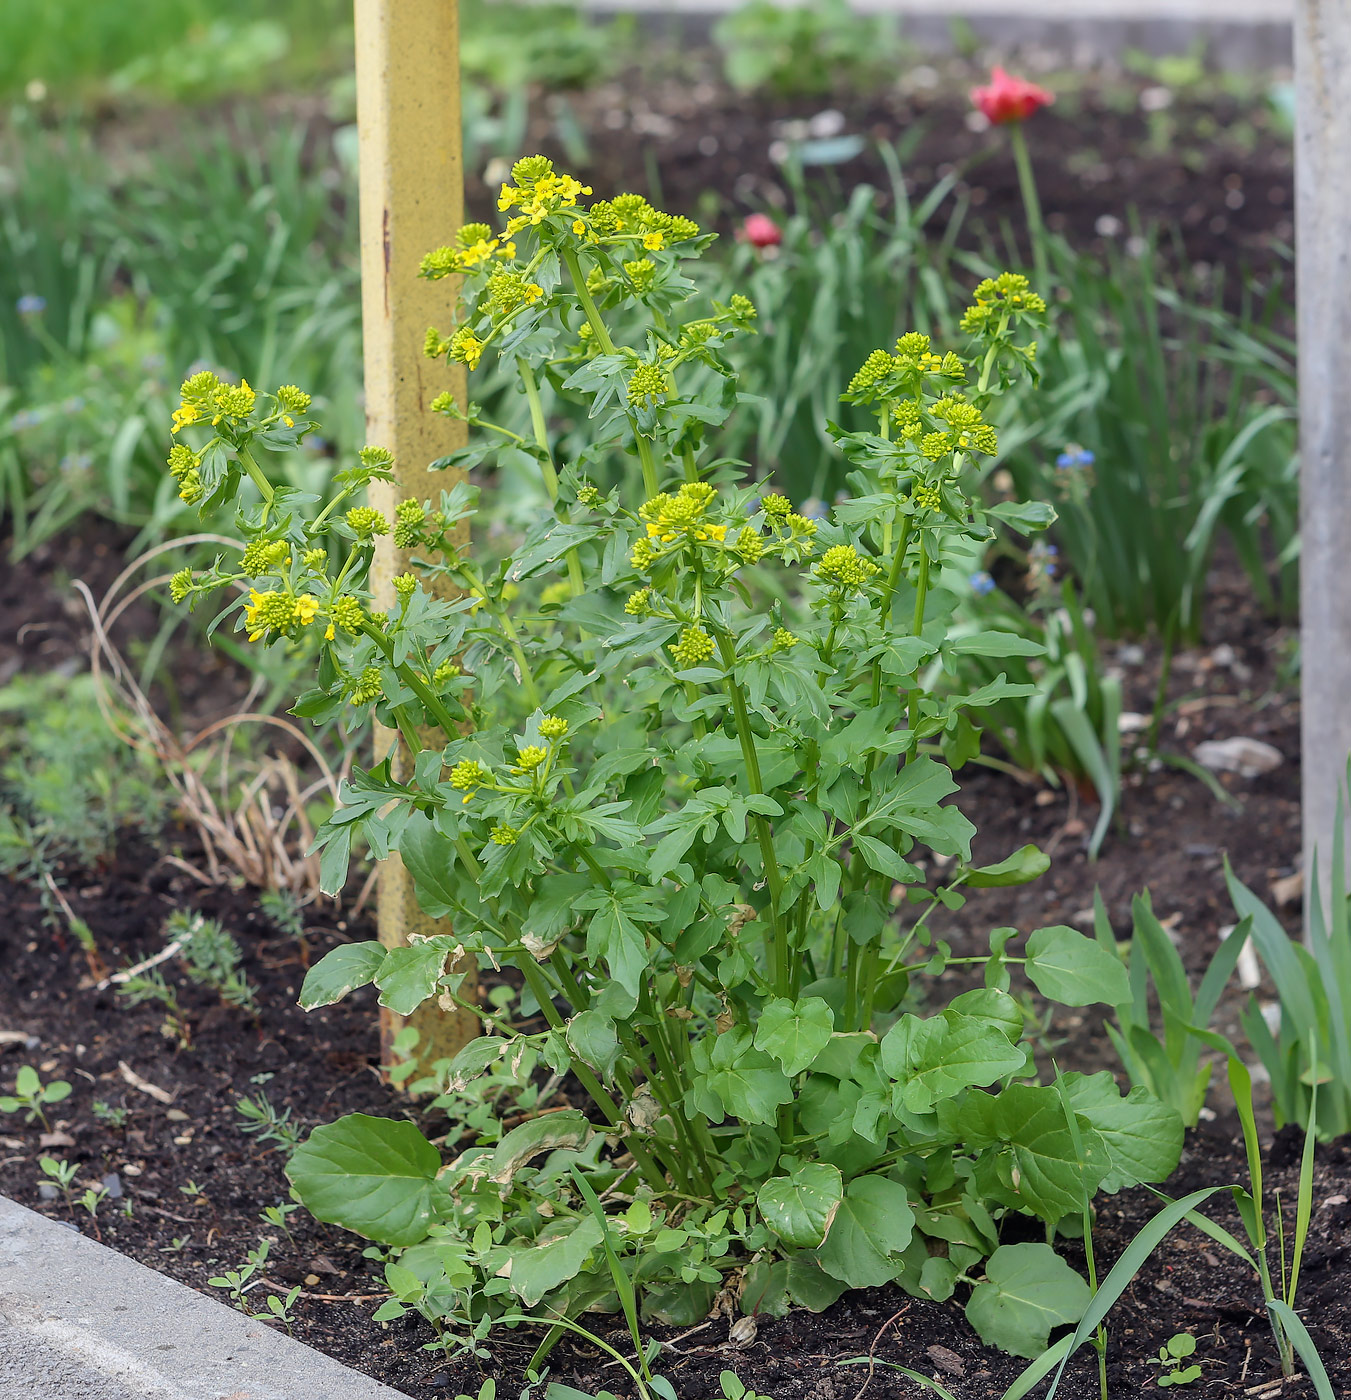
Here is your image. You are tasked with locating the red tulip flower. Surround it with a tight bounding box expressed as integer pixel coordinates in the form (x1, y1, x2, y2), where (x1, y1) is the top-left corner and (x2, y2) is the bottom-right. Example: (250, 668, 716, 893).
(970, 67, 1054, 125)
(739, 213, 782, 249)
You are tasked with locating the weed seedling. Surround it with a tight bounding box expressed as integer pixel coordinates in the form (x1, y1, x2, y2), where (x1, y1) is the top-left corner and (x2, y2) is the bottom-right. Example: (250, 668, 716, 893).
(235, 1092, 302, 1153)
(38, 1155, 78, 1206)
(260, 1201, 299, 1246)
(0, 1064, 71, 1129)
(1149, 1333, 1201, 1387)
(91, 1098, 130, 1129)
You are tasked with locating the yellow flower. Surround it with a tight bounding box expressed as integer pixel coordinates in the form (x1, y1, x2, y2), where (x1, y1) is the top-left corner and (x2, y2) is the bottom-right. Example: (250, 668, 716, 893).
(170, 403, 199, 434)
(573, 220, 586, 235)
(295, 594, 320, 626)
(643, 231, 665, 251)
(324, 623, 335, 641)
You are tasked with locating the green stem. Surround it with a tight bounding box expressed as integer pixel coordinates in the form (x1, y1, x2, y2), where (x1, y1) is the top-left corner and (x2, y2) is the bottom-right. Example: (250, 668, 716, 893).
(1008, 122, 1047, 286)
(712, 627, 787, 996)
(561, 244, 661, 498)
(361, 621, 462, 738)
(237, 446, 275, 504)
(517, 958, 668, 1193)
(519, 357, 586, 601)
(905, 542, 932, 750)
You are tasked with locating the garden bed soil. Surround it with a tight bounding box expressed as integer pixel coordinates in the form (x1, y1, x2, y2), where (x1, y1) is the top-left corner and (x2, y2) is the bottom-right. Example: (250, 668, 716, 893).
(0, 526, 1335, 1398)
(72, 61, 1295, 291)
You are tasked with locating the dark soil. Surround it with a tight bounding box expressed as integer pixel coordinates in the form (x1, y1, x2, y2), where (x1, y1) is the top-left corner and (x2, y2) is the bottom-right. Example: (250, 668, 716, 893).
(1, 525, 1336, 1400)
(469, 69, 1294, 288)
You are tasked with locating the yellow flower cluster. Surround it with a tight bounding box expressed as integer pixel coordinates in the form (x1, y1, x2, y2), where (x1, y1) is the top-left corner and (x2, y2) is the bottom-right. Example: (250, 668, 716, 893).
(420, 223, 518, 279)
(345, 506, 390, 539)
(960, 273, 1047, 334)
(815, 544, 880, 591)
(670, 625, 715, 669)
(928, 397, 998, 457)
(912, 482, 943, 512)
(498, 156, 593, 231)
(171, 370, 256, 435)
(244, 588, 320, 643)
(639, 482, 727, 548)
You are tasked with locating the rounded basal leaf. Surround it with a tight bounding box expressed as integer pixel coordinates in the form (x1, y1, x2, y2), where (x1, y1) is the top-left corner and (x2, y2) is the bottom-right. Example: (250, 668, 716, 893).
(757, 1162, 844, 1248)
(753, 996, 835, 1076)
(298, 941, 386, 1010)
(286, 1113, 443, 1247)
(1060, 1070, 1184, 1192)
(504, 1216, 604, 1306)
(965, 1242, 1091, 1358)
(1024, 925, 1130, 1006)
(815, 1174, 915, 1288)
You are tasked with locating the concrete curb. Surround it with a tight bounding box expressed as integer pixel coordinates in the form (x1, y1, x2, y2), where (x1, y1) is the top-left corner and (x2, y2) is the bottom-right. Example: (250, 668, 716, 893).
(0, 1195, 404, 1400)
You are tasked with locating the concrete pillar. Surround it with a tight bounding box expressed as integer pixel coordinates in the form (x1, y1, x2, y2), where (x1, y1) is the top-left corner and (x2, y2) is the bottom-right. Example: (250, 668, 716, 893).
(1297, 0, 1351, 917)
(355, 0, 478, 1064)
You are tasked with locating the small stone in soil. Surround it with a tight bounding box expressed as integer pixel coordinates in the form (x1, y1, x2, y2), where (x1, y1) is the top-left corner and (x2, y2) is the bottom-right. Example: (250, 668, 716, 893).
(101, 1172, 122, 1198)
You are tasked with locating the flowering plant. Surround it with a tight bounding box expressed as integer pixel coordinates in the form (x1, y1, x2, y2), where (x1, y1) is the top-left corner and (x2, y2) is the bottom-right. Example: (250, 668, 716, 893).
(167, 157, 1181, 1359)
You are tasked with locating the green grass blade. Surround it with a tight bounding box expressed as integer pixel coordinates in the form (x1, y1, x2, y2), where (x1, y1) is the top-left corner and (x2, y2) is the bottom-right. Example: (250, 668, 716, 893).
(1265, 1301, 1334, 1400)
(836, 1360, 960, 1400)
(1044, 1187, 1225, 1398)
(1287, 1039, 1318, 1306)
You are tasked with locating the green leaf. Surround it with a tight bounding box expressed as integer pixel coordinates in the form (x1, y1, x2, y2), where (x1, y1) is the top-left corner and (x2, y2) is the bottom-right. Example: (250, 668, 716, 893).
(374, 935, 460, 1016)
(947, 632, 1047, 657)
(1267, 1300, 1336, 1400)
(286, 1114, 443, 1247)
(398, 813, 461, 919)
(852, 833, 923, 885)
(299, 942, 386, 1010)
(566, 1011, 620, 1079)
(964, 1243, 1090, 1358)
(962, 844, 1050, 888)
(960, 1084, 1111, 1223)
(504, 1216, 605, 1306)
(444, 1036, 509, 1090)
(703, 1027, 793, 1126)
(880, 1009, 1026, 1113)
(757, 1162, 843, 1248)
(1038, 1187, 1225, 1397)
(754, 996, 835, 1076)
(815, 1174, 915, 1289)
(489, 1111, 592, 1187)
(1025, 925, 1131, 1006)
(1061, 1071, 1184, 1192)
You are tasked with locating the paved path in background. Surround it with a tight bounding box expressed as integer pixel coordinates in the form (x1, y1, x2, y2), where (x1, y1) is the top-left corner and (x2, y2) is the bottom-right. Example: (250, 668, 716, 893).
(0, 1195, 402, 1400)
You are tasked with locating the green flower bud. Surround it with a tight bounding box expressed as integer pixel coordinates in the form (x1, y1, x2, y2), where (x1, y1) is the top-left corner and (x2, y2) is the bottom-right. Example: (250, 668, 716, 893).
(346, 506, 390, 539)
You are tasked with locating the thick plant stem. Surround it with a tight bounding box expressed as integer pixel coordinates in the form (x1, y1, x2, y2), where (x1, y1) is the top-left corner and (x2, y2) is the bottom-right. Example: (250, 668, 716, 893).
(360, 620, 461, 737)
(712, 628, 787, 995)
(516, 957, 669, 1193)
(518, 357, 585, 599)
(1008, 123, 1047, 287)
(561, 245, 662, 498)
(237, 446, 276, 504)
(905, 544, 932, 749)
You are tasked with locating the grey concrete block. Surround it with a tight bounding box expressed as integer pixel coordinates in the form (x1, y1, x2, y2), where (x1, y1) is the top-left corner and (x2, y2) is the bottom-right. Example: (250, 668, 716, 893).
(0, 1195, 404, 1400)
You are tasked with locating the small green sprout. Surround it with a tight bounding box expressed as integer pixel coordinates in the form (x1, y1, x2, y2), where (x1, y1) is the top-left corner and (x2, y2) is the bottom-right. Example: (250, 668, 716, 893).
(1150, 1333, 1202, 1387)
(0, 1065, 71, 1129)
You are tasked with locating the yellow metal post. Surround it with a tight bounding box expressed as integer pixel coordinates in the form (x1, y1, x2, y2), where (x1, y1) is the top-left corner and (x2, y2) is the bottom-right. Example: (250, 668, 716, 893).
(355, 0, 478, 1065)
